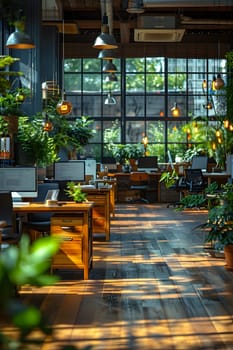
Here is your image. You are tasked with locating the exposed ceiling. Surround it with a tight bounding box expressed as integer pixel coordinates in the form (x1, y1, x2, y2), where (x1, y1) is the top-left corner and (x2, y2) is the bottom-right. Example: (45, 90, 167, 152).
(42, 0, 233, 45)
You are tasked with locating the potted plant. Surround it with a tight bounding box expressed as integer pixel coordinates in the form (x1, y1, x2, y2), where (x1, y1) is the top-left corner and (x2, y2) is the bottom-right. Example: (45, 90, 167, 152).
(65, 181, 87, 203)
(197, 182, 233, 269)
(0, 55, 29, 134)
(17, 115, 59, 167)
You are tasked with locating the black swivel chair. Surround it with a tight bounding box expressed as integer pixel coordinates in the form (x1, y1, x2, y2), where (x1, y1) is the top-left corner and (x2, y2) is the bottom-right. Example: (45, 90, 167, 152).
(184, 168, 207, 194)
(25, 182, 59, 241)
(0, 192, 22, 247)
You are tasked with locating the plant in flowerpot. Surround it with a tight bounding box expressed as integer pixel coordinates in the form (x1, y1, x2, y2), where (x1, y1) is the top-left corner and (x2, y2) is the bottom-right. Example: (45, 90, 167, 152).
(66, 116, 95, 159)
(0, 55, 29, 135)
(17, 115, 59, 167)
(65, 181, 87, 203)
(197, 182, 233, 269)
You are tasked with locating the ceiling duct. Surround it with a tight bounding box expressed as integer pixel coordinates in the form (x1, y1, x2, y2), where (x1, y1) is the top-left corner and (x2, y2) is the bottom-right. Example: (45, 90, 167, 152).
(134, 28, 185, 42)
(135, 15, 185, 42)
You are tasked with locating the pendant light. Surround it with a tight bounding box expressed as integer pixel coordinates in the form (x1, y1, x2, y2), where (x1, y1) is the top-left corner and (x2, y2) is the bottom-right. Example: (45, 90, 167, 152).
(171, 59, 180, 117)
(56, 20, 72, 115)
(43, 113, 53, 132)
(6, 10, 35, 49)
(103, 59, 117, 73)
(104, 90, 116, 105)
(98, 49, 117, 60)
(93, 1, 118, 50)
(171, 102, 180, 117)
(214, 40, 225, 90)
(105, 73, 118, 82)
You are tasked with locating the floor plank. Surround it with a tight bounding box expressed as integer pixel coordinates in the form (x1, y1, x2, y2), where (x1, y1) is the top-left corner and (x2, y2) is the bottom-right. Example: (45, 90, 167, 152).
(3, 203, 233, 349)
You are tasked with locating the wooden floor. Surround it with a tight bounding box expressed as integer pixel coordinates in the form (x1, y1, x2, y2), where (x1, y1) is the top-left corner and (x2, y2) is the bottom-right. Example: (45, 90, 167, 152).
(8, 204, 233, 349)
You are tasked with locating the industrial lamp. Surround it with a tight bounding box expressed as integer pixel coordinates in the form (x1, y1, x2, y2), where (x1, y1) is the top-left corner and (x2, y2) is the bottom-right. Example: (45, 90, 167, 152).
(56, 20, 72, 115)
(6, 12, 35, 49)
(93, 13, 118, 50)
(171, 102, 180, 117)
(104, 91, 116, 105)
(103, 59, 117, 73)
(105, 73, 118, 82)
(98, 49, 117, 60)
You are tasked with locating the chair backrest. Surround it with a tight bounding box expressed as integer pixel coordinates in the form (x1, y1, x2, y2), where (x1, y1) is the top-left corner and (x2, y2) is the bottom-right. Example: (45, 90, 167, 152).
(0, 191, 16, 231)
(185, 169, 205, 192)
(33, 183, 60, 202)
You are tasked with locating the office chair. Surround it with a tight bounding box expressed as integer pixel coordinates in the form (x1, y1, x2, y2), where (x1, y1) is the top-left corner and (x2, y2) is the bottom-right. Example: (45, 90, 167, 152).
(184, 168, 207, 194)
(25, 182, 59, 241)
(0, 192, 22, 247)
(130, 172, 149, 203)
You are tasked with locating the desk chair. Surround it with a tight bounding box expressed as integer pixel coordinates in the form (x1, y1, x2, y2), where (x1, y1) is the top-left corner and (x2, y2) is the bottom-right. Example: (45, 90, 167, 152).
(25, 182, 59, 241)
(185, 168, 207, 194)
(130, 172, 149, 203)
(0, 192, 22, 247)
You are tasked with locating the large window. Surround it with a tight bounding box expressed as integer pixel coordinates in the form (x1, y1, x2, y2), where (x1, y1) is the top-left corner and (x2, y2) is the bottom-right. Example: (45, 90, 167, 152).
(64, 57, 226, 162)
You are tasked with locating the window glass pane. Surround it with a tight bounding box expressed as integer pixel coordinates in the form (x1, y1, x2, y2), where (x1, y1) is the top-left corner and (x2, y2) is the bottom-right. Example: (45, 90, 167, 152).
(188, 58, 207, 73)
(64, 59, 81, 72)
(146, 95, 165, 117)
(83, 95, 101, 117)
(168, 72, 186, 92)
(146, 73, 165, 92)
(83, 58, 101, 72)
(82, 144, 101, 161)
(103, 96, 121, 117)
(90, 121, 101, 142)
(103, 119, 121, 144)
(126, 120, 144, 142)
(167, 121, 187, 143)
(168, 58, 186, 72)
(126, 95, 145, 116)
(126, 73, 145, 92)
(147, 120, 165, 143)
(83, 74, 101, 92)
(126, 58, 145, 72)
(168, 95, 187, 118)
(146, 57, 165, 72)
(64, 73, 81, 92)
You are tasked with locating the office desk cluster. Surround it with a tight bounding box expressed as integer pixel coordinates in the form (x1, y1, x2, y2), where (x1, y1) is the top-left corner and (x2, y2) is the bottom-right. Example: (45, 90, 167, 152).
(14, 187, 112, 280)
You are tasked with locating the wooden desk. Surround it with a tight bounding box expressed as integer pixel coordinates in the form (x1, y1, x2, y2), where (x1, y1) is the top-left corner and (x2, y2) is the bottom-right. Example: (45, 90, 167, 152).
(94, 178, 116, 216)
(108, 172, 162, 203)
(82, 188, 111, 240)
(14, 202, 93, 279)
(203, 172, 231, 186)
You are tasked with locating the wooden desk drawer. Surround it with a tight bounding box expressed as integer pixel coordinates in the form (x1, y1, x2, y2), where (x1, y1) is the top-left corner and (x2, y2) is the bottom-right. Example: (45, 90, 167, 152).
(53, 240, 83, 265)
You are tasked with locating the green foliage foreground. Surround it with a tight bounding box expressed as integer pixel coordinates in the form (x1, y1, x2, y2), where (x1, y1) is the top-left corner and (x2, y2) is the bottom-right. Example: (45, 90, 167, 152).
(0, 235, 92, 350)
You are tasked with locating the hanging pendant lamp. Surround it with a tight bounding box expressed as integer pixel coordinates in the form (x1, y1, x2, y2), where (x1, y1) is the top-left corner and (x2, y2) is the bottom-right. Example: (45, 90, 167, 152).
(98, 49, 117, 60)
(93, 8, 118, 50)
(103, 59, 117, 73)
(56, 20, 72, 115)
(105, 73, 118, 82)
(6, 11, 35, 49)
(171, 102, 180, 117)
(42, 113, 53, 132)
(104, 90, 116, 105)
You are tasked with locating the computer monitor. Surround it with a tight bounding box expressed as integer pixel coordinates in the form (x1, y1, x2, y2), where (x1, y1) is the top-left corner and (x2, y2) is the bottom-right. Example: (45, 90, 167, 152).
(54, 161, 85, 182)
(137, 156, 158, 172)
(0, 167, 38, 198)
(191, 156, 208, 172)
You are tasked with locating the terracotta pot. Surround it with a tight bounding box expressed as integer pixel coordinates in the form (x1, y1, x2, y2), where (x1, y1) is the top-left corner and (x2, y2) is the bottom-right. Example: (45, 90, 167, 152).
(224, 244, 233, 270)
